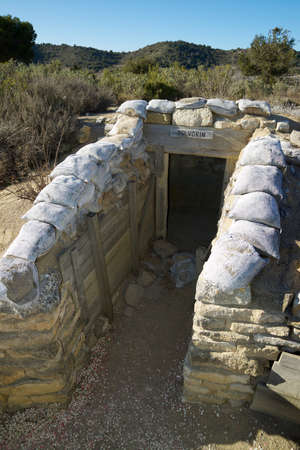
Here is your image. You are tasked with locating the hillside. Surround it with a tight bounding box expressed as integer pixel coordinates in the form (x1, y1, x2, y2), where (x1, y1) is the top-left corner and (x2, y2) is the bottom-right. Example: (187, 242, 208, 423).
(34, 40, 300, 72)
(34, 41, 240, 71)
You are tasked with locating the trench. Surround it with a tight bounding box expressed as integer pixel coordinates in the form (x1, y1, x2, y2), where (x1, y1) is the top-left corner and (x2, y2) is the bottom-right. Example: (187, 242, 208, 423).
(167, 154, 226, 252)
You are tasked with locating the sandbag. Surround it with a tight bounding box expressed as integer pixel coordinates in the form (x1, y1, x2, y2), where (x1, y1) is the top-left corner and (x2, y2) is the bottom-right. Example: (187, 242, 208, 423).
(4, 220, 56, 262)
(92, 163, 112, 192)
(22, 202, 76, 232)
(199, 233, 268, 293)
(239, 137, 286, 168)
(117, 100, 147, 119)
(108, 115, 143, 138)
(229, 220, 280, 259)
(228, 192, 281, 229)
(231, 165, 283, 199)
(147, 99, 175, 114)
(50, 154, 98, 183)
(34, 175, 95, 209)
(76, 141, 118, 162)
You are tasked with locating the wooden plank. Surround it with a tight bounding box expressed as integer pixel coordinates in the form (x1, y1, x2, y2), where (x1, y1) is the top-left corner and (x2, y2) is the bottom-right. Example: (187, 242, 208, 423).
(87, 214, 113, 321)
(219, 157, 237, 214)
(138, 175, 155, 253)
(155, 153, 169, 239)
(144, 124, 252, 158)
(278, 351, 300, 371)
(267, 360, 300, 403)
(128, 180, 139, 274)
(250, 383, 300, 424)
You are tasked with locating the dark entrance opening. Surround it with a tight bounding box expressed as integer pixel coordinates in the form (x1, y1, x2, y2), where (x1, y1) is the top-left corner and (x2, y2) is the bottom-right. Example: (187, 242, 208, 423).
(167, 154, 226, 252)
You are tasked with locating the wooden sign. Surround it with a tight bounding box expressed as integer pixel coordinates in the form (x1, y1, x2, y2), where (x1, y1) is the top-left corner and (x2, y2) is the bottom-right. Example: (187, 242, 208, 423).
(170, 127, 214, 139)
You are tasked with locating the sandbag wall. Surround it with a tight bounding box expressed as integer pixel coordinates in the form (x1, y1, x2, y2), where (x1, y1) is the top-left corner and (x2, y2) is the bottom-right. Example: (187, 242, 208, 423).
(184, 135, 300, 406)
(0, 100, 154, 412)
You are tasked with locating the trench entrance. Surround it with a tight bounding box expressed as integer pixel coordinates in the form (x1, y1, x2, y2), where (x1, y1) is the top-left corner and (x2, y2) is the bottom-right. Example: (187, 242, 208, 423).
(167, 154, 226, 251)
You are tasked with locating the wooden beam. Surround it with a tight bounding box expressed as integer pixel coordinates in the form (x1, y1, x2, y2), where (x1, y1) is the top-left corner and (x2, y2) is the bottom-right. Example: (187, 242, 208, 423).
(144, 124, 251, 158)
(70, 245, 89, 325)
(128, 180, 139, 275)
(155, 153, 169, 240)
(87, 214, 113, 321)
(138, 175, 155, 252)
(219, 157, 237, 215)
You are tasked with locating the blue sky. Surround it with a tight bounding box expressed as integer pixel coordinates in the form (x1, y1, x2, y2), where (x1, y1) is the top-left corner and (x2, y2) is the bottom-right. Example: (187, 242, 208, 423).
(1, 0, 300, 52)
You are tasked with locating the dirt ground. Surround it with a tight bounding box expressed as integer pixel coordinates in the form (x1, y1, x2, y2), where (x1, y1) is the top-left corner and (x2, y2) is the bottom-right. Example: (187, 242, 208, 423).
(1, 267, 300, 450)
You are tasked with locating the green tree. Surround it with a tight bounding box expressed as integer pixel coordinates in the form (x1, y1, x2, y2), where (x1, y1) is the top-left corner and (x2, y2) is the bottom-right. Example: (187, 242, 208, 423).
(0, 15, 37, 63)
(238, 27, 296, 85)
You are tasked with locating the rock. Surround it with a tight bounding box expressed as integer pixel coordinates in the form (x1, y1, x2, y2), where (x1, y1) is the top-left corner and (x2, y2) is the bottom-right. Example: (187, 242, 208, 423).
(238, 115, 260, 131)
(260, 119, 276, 130)
(175, 97, 207, 109)
(138, 270, 156, 287)
(239, 136, 286, 169)
(237, 99, 271, 117)
(0, 257, 39, 304)
(292, 292, 300, 318)
(207, 98, 238, 117)
(251, 127, 272, 139)
(172, 107, 213, 127)
(290, 130, 300, 147)
(228, 192, 281, 229)
(4, 221, 56, 262)
(276, 121, 290, 133)
(117, 100, 147, 119)
(170, 254, 197, 288)
(232, 165, 283, 199)
(125, 283, 144, 307)
(282, 293, 294, 312)
(253, 334, 300, 351)
(146, 99, 175, 114)
(108, 115, 143, 138)
(145, 111, 172, 125)
(22, 202, 76, 232)
(153, 240, 178, 259)
(214, 119, 240, 129)
(280, 140, 300, 164)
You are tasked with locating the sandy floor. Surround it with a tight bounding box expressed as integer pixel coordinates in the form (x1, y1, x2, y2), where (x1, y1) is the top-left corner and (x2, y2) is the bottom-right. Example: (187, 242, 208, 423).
(1, 270, 300, 450)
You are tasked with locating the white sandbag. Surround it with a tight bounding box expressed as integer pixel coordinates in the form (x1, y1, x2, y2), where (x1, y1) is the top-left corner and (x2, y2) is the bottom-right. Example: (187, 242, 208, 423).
(50, 154, 99, 183)
(108, 115, 143, 138)
(228, 192, 281, 229)
(34, 175, 95, 209)
(239, 137, 286, 168)
(175, 97, 207, 109)
(146, 99, 175, 114)
(22, 202, 76, 232)
(200, 233, 268, 292)
(112, 172, 128, 195)
(229, 220, 280, 259)
(4, 221, 56, 262)
(237, 99, 271, 117)
(101, 134, 136, 150)
(129, 141, 147, 160)
(207, 98, 237, 117)
(231, 165, 283, 199)
(117, 100, 147, 119)
(76, 141, 118, 162)
(92, 163, 112, 192)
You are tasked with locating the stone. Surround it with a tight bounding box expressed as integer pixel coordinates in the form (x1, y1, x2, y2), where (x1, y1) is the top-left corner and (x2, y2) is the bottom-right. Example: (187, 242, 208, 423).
(22, 202, 76, 232)
(276, 121, 290, 133)
(4, 221, 56, 263)
(34, 175, 95, 210)
(237, 99, 271, 117)
(238, 115, 260, 131)
(184, 365, 250, 385)
(196, 316, 227, 331)
(117, 100, 147, 119)
(292, 292, 300, 318)
(125, 283, 144, 307)
(282, 293, 294, 312)
(254, 334, 300, 351)
(145, 111, 171, 125)
(192, 335, 235, 352)
(108, 115, 143, 138)
(138, 270, 156, 287)
(207, 98, 238, 117)
(214, 119, 241, 129)
(231, 323, 289, 337)
(251, 127, 272, 139)
(172, 107, 213, 127)
(260, 119, 276, 130)
(153, 240, 177, 259)
(229, 192, 281, 229)
(239, 136, 286, 168)
(229, 220, 280, 260)
(229, 383, 254, 394)
(198, 233, 268, 293)
(239, 345, 280, 361)
(0, 257, 39, 304)
(232, 165, 283, 199)
(175, 97, 207, 109)
(146, 99, 175, 114)
(290, 130, 300, 148)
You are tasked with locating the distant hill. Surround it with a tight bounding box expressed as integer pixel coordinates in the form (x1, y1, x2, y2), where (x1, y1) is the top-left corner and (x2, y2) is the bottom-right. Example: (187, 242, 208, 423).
(33, 40, 299, 72)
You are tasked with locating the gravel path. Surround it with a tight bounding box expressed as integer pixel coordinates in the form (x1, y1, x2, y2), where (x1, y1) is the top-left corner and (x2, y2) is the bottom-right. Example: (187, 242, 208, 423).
(1, 275, 300, 450)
